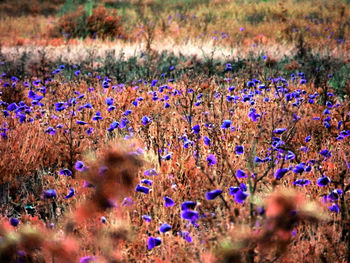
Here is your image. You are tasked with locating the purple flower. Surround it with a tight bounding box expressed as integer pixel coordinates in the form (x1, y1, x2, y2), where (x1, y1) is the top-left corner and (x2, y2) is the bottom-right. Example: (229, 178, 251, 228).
(300, 146, 308, 152)
(135, 184, 150, 194)
(159, 223, 172, 233)
(83, 103, 92, 109)
(247, 81, 255, 87)
(79, 256, 96, 263)
(105, 97, 113, 106)
(235, 145, 244, 155)
(142, 215, 152, 222)
(221, 120, 231, 129)
(305, 135, 311, 143)
(181, 210, 199, 222)
(148, 237, 161, 250)
(164, 196, 175, 207)
(234, 190, 249, 204)
(144, 169, 158, 176)
(107, 121, 119, 132)
(328, 204, 339, 213)
(98, 166, 108, 175)
(104, 101, 114, 109)
(254, 156, 264, 163)
(293, 179, 311, 187)
(317, 176, 331, 187)
(59, 168, 72, 176)
(86, 127, 93, 135)
(151, 79, 158, 87)
(228, 86, 235, 92)
(323, 109, 331, 115)
(320, 149, 332, 159)
(141, 179, 153, 186)
(207, 154, 217, 166)
(45, 127, 56, 135)
(83, 181, 94, 188)
(1, 132, 8, 139)
(122, 197, 133, 207)
(328, 189, 342, 201)
(273, 128, 287, 135)
(10, 218, 19, 227)
(203, 136, 211, 146)
(92, 111, 103, 121)
(43, 189, 57, 199)
(75, 161, 85, 172)
(293, 163, 305, 174)
(192, 124, 200, 134)
(179, 231, 192, 243)
(227, 95, 235, 102)
(7, 103, 17, 111)
(324, 122, 330, 129)
(162, 153, 172, 160)
(206, 189, 222, 200)
(229, 186, 240, 195)
(28, 90, 43, 101)
(33, 79, 41, 86)
(274, 168, 288, 179)
(141, 116, 151, 125)
(65, 188, 75, 199)
(305, 165, 312, 172)
(225, 63, 232, 71)
(181, 201, 196, 211)
(240, 183, 247, 192)
(183, 139, 193, 149)
(2, 110, 9, 117)
(286, 151, 295, 160)
(76, 120, 87, 125)
(236, 169, 247, 179)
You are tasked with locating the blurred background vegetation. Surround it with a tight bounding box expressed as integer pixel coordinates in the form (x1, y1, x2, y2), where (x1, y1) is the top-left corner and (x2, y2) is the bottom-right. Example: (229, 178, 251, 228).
(0, 0, 348, 44)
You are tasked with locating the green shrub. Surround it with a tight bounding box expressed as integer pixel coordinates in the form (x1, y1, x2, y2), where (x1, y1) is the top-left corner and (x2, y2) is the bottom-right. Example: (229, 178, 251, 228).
(329, 65, 350, 99)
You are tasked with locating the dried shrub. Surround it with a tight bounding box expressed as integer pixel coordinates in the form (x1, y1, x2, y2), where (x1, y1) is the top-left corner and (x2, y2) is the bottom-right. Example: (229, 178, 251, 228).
(50, 4, 125, 40)
(87, 4, 125, 40)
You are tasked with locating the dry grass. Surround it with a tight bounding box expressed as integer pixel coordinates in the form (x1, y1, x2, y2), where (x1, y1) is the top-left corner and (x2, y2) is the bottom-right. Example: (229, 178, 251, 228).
(0, 0, 348, 51)
(0, 65, 349, 261)
(0, 1, 349, 262)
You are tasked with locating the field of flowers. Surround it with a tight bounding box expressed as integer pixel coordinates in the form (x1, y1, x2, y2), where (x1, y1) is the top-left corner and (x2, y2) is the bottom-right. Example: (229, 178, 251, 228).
(0, 0, 349, 262)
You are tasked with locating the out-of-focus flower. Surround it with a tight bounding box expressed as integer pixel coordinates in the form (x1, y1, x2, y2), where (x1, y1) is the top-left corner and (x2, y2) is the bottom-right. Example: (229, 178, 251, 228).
(10, 218, 19, 227)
